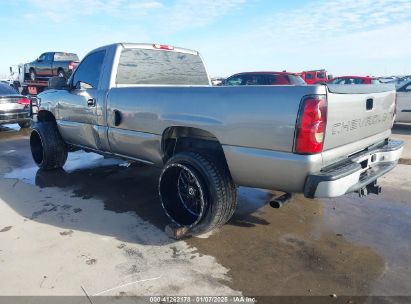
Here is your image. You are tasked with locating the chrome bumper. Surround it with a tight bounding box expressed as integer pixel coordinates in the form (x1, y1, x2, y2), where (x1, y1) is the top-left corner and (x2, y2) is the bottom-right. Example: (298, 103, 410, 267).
(304, 140, 404, 198)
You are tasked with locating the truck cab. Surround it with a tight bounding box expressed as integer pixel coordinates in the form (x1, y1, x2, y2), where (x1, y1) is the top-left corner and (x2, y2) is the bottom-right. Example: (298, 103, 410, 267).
(300, 70, 328, 84)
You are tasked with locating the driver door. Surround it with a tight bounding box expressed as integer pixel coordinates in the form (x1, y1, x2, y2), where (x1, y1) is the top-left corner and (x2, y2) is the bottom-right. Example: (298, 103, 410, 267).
(35, 53, 52, 77)
(56, 50, 106, 149)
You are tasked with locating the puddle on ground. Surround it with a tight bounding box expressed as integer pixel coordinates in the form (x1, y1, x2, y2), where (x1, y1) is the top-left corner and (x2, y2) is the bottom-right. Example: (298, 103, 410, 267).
(4, 151, 124, 184)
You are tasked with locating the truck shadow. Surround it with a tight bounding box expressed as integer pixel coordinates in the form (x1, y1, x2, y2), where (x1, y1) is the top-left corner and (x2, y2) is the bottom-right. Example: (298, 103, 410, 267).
(33, 163, 273, 230)
(1, 149, 273, 245)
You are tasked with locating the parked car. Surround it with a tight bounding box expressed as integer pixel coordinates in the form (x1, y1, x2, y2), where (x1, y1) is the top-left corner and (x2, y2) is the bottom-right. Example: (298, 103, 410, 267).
(396, 80, 411, 123)
(211, 77, 225, 86)
(24, 52, 80, 81)
(0, 83, 31, 128)
(328, 76, 380, 85)
(300, 69, 328, 84)
(29, 43, 402, 235)
(224, 72, 306, 86)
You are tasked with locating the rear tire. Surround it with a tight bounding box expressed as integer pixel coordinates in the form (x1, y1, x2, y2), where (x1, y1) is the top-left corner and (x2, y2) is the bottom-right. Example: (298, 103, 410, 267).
(159, 152, 237, 235)
(30, 122, 68, 170)
(57, 69, 65, 78)
(18, 121, 31, 129)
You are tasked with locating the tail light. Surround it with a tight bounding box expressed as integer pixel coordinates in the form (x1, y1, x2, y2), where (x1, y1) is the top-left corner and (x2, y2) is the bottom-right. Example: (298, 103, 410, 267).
(152, 44, 174, 50)
(68, 62, 75, 70)
(294, 95, 327, 154)
(17, 98, 30, 106)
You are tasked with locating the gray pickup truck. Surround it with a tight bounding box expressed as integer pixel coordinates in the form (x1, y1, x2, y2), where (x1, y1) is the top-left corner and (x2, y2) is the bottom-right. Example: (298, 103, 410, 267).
(25, 52, 80, 81)
(29, 43, 403, 235)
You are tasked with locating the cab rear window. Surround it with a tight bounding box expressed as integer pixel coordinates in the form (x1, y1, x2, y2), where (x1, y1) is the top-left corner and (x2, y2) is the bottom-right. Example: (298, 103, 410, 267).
(54, 52, 79, 62)
(116, 48, 210, 85)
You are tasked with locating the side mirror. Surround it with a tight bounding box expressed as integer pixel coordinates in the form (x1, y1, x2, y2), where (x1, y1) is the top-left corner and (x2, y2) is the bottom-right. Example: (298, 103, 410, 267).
(76, 81, 92, 90)
(48, 76, 68, 90)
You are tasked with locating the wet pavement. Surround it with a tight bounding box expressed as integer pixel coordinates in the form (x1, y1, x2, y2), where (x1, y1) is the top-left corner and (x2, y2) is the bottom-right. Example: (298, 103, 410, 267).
(0, 123, 411, 301)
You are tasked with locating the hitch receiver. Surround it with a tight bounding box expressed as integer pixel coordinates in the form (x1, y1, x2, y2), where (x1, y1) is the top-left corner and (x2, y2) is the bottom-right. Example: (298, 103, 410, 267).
(357, 181, 382, 197)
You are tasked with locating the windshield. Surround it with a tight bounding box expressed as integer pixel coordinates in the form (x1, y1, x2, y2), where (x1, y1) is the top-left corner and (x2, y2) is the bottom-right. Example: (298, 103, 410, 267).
(54, 52, 79, 62)
(116, 48, 210, 85)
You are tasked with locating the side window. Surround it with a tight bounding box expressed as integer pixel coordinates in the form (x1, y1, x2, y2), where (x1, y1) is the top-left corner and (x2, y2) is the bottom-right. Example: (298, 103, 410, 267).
(255, 75, 268, 85)
(225, 76, 243, 86)
(72, 50, 105, 89)
(305, 73, 313, 79)
(353, 78, 364, 84)
(270, 74, 290, 85)
(38, 53, 46, 61)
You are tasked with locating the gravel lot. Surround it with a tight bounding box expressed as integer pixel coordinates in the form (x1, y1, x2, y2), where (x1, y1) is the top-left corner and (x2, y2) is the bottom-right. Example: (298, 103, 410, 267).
(0, 123, 410, 302)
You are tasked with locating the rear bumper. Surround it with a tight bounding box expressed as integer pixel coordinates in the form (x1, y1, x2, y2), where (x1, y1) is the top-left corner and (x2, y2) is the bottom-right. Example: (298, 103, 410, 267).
(304, 140, 404, 198)
(0, 112, 31, 125)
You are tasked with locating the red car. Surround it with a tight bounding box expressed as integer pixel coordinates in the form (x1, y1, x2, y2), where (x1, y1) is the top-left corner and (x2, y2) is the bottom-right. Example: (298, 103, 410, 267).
(299, 69, 328, 84)
(224, 71, 306, 86)
(328, 76, 381, 85)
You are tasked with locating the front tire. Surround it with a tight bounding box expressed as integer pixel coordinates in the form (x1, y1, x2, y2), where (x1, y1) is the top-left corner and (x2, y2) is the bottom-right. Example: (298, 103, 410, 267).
(159, 152, 237, 235)
(30, 122, 68, 170)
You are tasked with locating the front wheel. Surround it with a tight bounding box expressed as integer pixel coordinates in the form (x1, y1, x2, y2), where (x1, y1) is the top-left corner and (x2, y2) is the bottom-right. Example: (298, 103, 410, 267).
(159, 152, 237, 235)
(30, 122, 68, 170)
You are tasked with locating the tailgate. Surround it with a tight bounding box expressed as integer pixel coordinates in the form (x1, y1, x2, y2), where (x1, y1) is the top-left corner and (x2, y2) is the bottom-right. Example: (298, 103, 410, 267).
(323, 84, 396, 151)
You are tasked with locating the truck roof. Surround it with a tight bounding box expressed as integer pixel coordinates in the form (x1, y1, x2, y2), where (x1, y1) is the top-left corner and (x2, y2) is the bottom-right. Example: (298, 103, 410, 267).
(94, 43, 200, 56)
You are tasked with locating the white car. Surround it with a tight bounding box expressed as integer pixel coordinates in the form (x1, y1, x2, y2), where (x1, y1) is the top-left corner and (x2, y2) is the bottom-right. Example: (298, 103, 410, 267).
(396, 80, 411, 123)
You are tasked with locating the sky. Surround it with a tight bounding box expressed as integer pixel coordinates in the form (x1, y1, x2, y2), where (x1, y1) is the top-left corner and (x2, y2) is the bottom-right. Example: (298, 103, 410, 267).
(1, 0, 411, 78)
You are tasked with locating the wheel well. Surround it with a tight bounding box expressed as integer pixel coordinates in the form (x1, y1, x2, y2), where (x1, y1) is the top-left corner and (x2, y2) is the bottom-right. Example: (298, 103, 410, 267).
(37, 110, 56, 123)
(162, 127, 228, 166)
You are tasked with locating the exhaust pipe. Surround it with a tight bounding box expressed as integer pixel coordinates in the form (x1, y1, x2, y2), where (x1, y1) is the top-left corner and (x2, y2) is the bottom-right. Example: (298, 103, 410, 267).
(270, 193, 294, 208)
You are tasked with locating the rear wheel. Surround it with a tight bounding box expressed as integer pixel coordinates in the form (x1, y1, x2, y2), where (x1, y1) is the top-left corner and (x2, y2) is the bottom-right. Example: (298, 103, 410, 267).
(57, 69, 65, 78)
(30, 122, 68, 170)
(159, 152, 237, 235)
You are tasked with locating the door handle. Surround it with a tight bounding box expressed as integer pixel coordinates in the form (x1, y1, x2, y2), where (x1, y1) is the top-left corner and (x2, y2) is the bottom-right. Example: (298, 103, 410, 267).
(366, 98, 373, 110)
(113, 109, 122, 126)
(87, 98, 96, 107)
